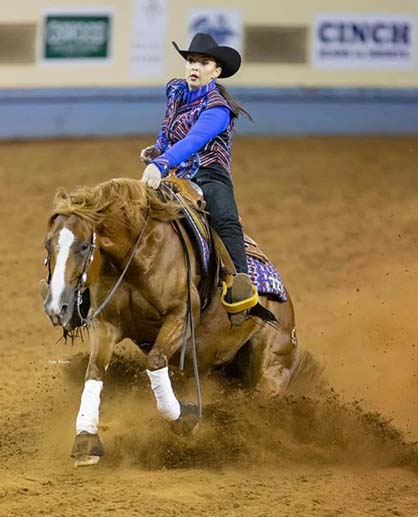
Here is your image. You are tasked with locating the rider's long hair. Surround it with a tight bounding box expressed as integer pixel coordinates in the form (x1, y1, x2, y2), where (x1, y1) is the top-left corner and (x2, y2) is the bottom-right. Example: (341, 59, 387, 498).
(216, 83, 253, 122)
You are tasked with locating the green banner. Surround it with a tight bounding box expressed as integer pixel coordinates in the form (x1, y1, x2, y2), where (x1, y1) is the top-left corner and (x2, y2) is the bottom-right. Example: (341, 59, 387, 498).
(44, 15, 111, 59)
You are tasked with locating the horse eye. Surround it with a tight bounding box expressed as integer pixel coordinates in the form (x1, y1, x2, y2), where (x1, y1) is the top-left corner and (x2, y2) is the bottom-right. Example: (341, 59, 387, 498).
(80, 242, 90, 252)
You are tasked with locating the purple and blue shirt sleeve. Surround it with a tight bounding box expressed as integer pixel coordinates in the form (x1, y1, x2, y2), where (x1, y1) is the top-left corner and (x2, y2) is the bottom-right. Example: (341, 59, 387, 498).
(155, 127, 166, 153)
(152, 106, 231, 175)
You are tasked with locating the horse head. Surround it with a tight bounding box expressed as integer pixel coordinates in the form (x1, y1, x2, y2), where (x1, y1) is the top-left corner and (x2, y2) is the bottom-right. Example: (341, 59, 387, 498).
(43, 213, 100, 329)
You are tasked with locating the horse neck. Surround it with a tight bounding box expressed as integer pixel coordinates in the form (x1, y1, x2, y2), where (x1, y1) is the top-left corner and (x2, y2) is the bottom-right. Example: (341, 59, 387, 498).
(98, 215, 163, 269)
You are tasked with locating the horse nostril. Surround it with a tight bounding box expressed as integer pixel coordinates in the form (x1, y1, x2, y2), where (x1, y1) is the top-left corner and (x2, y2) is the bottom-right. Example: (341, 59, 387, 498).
(61, 304, 69, 316)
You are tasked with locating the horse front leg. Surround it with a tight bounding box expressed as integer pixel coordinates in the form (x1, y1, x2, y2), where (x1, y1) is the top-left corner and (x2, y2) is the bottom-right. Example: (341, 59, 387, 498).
(146, 307, 200, 436)
(71, 320, 118, 467)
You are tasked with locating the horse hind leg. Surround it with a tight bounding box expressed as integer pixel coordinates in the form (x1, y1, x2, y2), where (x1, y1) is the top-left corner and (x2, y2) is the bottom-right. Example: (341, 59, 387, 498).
(235, 299, 299, 396)
(245, 330, 297, 396)
(238, 301, 325, 397)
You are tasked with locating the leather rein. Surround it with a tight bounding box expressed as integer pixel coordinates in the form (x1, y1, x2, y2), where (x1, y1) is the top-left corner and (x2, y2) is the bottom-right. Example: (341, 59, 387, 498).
(75, 205, 151, 327)
(159, 182, 202, 418)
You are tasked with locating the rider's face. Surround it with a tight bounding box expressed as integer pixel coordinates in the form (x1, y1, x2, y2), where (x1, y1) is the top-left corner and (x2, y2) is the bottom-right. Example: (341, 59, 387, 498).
(185, 54, 222, 90)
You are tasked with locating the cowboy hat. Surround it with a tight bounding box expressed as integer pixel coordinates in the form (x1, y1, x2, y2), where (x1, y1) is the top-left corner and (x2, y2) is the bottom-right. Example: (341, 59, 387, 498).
(172, 32, 241, 78)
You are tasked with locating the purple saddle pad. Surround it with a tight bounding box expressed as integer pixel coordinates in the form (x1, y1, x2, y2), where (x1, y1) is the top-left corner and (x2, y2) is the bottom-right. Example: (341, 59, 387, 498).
(247, 255, 287, 302)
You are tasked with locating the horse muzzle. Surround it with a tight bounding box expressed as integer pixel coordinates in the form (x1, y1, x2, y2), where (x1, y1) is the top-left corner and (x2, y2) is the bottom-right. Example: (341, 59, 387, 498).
(43, 283, 76, 328)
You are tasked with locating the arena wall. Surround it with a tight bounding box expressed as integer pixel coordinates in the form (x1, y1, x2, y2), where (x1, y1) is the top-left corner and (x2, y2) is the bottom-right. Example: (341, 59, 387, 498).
(1, 0, 418, 136)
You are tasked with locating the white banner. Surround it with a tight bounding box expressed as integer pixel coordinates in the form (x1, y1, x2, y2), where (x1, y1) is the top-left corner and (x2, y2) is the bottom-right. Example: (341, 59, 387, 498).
(187, 8, 242, 52)
(312, 14, 414, 69)
(131, 0, 166, 77)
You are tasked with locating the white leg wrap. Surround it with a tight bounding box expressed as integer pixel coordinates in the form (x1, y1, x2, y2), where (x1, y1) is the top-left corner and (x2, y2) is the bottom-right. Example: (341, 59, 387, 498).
(76, 379, 103, 435)
(147, 367, 181, 421)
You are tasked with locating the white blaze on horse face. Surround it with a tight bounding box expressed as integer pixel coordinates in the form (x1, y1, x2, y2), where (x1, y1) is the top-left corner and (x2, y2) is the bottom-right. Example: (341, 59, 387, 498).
(49, 227, 75, 313)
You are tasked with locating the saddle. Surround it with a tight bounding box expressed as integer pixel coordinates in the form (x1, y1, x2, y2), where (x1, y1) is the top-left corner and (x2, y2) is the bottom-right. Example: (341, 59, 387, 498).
(160, 174, 278, 323)
(161, 172, 206, 211)
(161, 173, 220, 310)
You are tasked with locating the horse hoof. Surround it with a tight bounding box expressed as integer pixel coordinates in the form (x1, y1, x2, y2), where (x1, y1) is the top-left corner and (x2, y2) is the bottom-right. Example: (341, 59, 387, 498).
(170, 401, 200, 436)
(71, 431, 104, 467)
(74, 455, 101, 467)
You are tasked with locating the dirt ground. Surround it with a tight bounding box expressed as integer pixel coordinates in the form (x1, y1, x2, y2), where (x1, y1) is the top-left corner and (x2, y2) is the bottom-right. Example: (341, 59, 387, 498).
(1, 136, 418, 516)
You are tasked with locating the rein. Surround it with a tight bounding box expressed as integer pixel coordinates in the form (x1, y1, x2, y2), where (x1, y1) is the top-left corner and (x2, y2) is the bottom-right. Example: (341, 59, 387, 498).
(173, 218, 202, 419)
(160, 182, 202, 419)
(77, 205, 151, 327)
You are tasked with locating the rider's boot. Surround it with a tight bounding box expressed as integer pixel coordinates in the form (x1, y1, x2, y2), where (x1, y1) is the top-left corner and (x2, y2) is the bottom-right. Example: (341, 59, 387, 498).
(221, 273, 258, 326)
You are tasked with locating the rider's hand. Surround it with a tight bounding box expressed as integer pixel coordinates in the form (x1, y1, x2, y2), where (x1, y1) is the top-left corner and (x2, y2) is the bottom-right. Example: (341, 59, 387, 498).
(140, 145, 161, 164)
(141, 164, 162, 189)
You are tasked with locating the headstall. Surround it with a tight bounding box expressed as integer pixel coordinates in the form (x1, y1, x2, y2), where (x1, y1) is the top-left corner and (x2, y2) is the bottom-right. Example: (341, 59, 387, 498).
(43, 205, 150, 329)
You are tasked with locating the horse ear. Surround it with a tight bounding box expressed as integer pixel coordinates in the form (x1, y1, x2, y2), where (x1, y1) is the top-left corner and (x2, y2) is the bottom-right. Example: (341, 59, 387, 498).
(54, 188, 70, 203)
(48, 214, 57, 228)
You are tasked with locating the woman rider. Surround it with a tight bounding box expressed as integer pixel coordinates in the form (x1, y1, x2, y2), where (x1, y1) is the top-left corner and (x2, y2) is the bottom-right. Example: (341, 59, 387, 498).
(140, 32, 257, 325)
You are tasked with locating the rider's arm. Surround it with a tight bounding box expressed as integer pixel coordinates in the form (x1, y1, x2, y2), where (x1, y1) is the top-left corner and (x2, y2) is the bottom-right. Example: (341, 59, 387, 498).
(151, 106, 231, 176)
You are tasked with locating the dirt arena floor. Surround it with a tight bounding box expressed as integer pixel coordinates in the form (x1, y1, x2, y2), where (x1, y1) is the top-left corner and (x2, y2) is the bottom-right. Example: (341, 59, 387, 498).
(1, 136, 418, 516)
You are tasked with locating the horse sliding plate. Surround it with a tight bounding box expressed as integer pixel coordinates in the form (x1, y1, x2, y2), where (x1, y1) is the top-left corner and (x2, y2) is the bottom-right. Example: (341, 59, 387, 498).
(74, 455, 101, 468)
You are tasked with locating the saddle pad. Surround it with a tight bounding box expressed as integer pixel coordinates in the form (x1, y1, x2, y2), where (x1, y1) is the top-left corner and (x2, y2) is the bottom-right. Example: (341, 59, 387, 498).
(247, 255, 287, 303)
(169, 187, 287, 301)
(180, 202, 211, 274)
(181, 209, 287, 301)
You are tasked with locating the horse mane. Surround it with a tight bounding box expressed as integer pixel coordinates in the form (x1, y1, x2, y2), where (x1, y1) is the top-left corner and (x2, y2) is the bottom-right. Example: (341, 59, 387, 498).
(49, 178, 181, 229)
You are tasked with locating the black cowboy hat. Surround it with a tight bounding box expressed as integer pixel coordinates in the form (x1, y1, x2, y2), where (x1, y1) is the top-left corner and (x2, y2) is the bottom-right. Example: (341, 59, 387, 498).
(172, 32, 241, 79)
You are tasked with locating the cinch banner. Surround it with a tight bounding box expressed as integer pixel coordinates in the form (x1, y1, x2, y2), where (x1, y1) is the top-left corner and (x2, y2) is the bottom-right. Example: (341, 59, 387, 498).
(43, 12, 112, 60)
(312, 14, 414, 69)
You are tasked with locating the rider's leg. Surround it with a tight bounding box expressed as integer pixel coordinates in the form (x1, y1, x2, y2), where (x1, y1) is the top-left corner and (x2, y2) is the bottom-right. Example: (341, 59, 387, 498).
(192, 166, 257, 323)
(193, 166, 248, 273)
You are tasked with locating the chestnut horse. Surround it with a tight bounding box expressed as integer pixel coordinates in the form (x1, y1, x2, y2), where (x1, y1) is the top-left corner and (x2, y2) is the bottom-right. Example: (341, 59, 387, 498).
(42, 178, 299, 466)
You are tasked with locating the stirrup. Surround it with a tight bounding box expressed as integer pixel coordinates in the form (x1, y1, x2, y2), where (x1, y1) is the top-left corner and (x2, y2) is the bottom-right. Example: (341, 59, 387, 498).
(221, 273, 258, 325)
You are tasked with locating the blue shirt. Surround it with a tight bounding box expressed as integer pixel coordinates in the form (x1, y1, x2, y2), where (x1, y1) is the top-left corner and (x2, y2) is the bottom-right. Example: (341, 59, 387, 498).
(152, 106, 230, 173)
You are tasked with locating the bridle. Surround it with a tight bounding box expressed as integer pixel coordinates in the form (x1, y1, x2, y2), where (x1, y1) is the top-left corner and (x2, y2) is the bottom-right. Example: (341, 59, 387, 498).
(75, 230, 96, 325)
(79, 205, 151, 327)
(44, 205, 151, 328)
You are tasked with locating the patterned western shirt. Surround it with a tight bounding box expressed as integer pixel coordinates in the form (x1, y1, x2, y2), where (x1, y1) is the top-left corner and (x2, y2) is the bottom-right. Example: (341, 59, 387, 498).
(152, 78, 235, 179)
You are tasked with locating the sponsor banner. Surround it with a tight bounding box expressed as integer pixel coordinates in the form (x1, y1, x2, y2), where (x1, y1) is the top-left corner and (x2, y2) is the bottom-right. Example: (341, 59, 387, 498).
(131, 0, 166, 77)
(42, 9, 112, 61)
(187, 8, 242, 52)
(312, 14, 414, 69)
